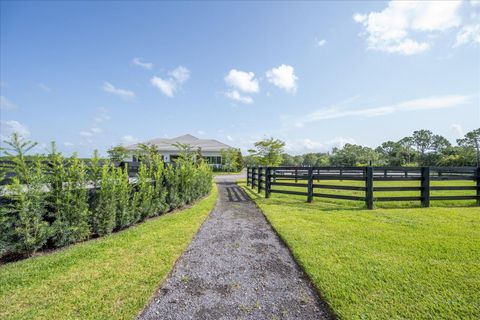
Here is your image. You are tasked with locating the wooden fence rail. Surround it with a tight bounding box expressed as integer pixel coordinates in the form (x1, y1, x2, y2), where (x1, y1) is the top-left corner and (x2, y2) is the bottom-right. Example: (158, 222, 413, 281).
(246, 166, 480, 209)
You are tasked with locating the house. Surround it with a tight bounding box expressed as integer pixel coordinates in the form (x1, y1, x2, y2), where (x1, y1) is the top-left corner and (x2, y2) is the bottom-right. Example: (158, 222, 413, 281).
(125, 134, 235, 167)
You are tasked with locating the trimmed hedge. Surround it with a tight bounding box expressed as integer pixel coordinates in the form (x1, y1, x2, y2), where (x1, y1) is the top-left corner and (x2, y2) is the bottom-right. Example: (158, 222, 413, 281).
(0, 144, 213, 259)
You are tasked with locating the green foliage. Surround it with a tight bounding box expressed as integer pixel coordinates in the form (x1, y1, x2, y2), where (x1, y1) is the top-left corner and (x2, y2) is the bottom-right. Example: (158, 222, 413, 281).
(114, 165, 134, 229)
(331, 144, 380, 166)
(107, 145, 129, 163)
(1, 159, 49, 257)
(47, 145, 90, 247)
(132, 162, 155, 221)
(1, 134, 213, 259)
(220, 148, 241, 171)
(248, 138, 285, 166)
(90, 163, 117, 236)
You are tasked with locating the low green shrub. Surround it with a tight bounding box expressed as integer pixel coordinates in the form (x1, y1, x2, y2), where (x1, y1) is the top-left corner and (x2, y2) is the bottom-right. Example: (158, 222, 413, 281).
(132, 162, 155, 221)
(114, 165, 134, 229)
(90, 163, 117, 236)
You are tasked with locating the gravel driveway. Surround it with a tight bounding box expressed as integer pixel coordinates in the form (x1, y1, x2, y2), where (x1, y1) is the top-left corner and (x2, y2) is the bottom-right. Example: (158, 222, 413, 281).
(138, 174, 333, 320)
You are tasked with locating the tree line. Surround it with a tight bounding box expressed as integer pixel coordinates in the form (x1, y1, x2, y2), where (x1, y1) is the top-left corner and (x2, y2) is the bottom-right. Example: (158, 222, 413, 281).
(244, 128, 480, 167)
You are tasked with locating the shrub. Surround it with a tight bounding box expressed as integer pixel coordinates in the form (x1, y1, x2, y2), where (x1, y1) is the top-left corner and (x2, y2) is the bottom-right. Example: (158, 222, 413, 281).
(132, 162, 154, 221)
(47, 148, 90, 247)
(114, 165, 133, 229)
(150, 155, 168, 216)
(0, 159, 50, 257)
(164, 164, 182, 209)
(90, 163, 117, 236)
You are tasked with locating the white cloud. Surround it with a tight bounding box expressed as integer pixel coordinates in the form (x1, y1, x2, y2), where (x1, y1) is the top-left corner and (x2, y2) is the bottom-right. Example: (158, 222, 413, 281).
(455, 24, 480, 46)
(226, 135, 234, 141)
(151, 66, 190, 97)
(0, 96, 16, 110)
(284, 137, 356, 154)
(294, 94, 471, 126)
(450, 124, 465, 137)
(225, 69, 259, 93)
(38, 83, 51, 92)
(225, 90, 253, 104)
(471, 0, 480, 7)
(266, 64, 298, 94)
(64, 142, 74, 147)
(316, 38, 327, 47)
(80, 131, 93, 137)
(197, 130, 205, 135)
(169, 66, 190, 83)
(132, 57, 153, 70)
(91, 127, 102, 134)
(353, 1, 463, 55)
(103, 82, 135, 98)
(151, 77, 176, 97)
(1, 120, 30, 140)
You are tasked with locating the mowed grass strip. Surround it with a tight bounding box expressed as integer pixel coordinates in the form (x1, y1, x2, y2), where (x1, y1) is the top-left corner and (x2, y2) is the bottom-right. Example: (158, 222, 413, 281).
(0, 185, 217, 320)
(240, 181, 480, 319)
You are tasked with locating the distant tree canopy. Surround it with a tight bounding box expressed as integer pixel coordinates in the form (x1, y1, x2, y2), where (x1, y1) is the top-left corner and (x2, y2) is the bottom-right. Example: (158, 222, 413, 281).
(246, 128, 479, 167)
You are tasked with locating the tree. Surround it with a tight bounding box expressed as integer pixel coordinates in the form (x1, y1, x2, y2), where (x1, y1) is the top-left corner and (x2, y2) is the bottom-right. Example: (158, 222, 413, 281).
(1, 133, 38, 183)
(376, 141, 403, 166)
(136, 143, 160, 163)
(457, 128, 480, 166)
(331, 144, 380, 166)
(411, 130, 451, 165)
(220, 148, 240, 172)
(248, 138, 285, 166)
(107, 145, 129, 162)
(303, 153, 319, 166)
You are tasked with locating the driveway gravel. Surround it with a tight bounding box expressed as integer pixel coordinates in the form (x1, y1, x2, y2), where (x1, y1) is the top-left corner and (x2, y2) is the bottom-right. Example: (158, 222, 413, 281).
(138, 174, 333, 320)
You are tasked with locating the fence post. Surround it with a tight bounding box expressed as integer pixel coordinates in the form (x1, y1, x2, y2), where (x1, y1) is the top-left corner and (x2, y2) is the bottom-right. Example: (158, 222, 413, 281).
(265, 167, 271, 198)
(252, 167, 256, 189)
(307, 167, 313, 203)
(257, 167, 262, 194)
(476, 166, 480, 206)
(421, 166, 430, 207)
(247, 167, 250, 186)
(295, 168, 298, 183)
(365, 166, 373, 209)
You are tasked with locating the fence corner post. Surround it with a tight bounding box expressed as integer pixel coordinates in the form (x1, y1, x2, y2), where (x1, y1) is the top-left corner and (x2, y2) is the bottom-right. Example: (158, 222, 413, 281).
(265, 167, 271, 198)
(307, 167, 313, 203)
(365, 166, 373, 209)
(476, 166, 480, 206)
(421, 166, 430, 207)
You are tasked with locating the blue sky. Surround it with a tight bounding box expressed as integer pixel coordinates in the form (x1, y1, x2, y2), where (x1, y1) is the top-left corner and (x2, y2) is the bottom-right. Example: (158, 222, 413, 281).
(1, 1, 479, 156)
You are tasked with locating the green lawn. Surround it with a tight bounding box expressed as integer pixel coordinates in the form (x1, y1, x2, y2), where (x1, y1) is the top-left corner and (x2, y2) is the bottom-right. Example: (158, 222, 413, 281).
(240, 181, 480, 319)
(0, 185, 217, 320)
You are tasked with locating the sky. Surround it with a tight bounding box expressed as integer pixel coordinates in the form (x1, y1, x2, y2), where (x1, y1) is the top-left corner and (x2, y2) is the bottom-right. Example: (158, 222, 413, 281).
(1, 0, 479, 156)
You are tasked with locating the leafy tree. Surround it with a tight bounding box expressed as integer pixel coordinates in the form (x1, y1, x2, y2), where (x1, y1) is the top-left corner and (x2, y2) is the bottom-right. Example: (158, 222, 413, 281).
(220, 148, 240, 172)
(331, 144, 380, 166)
(376, 141, 403, 166)
(1, 133, 38, 183)
(457, 128, 480, 166)
(90, 163, 117, 236)
(303, 153, 319, 166)
(248, 138, 285, 166)
(107, 145, 129, 162)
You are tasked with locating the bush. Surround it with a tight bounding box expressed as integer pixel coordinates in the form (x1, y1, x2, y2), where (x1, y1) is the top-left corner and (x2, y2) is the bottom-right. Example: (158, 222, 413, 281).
(90, 163, 117, 236)
(114, 165, 134, 229)
(0, 134, 214, 259)
(1, 159, 50, 257)
(150, 155, 168, 215)
(132, 162, 155, 221)
(48, 153, 91, 247)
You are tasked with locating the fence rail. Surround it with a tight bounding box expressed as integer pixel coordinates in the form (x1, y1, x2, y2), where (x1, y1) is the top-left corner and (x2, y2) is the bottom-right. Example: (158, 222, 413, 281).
(246, 166, 480, 209)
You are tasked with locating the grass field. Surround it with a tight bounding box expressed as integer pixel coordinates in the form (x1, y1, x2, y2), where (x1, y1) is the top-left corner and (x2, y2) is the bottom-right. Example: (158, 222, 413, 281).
(240, 180, 480, 319)
(0, 185, 217, 320)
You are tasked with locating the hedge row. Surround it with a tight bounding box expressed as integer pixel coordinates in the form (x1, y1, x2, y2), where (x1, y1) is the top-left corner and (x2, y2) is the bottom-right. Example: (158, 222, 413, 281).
(0, 147, 212, 259)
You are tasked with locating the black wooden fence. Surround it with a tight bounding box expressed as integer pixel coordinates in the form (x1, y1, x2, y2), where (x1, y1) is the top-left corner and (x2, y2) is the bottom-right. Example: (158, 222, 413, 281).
(246, 166, 480, 209)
